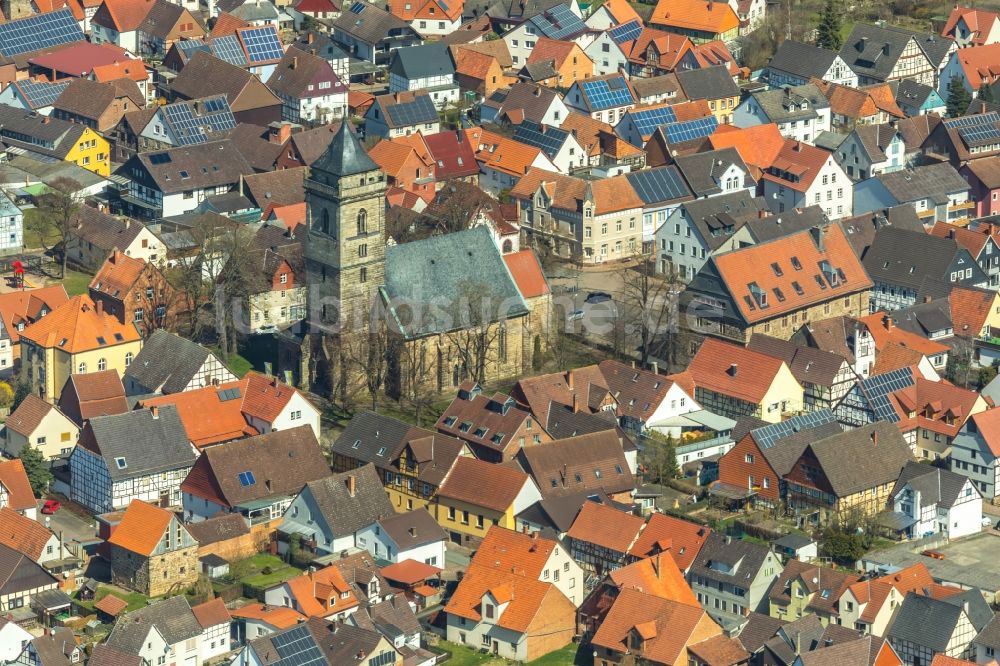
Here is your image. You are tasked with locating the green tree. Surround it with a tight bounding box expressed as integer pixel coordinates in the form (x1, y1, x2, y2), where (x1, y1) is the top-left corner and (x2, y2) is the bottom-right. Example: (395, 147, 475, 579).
(947, 75, 973, 117)
(11, 382, 31, 412)
(18, 445, 51, 497)
(641, 430, 678, 484)
(815, 0, 842, 51)
(820, 528, 866, 565)
(980, 83, 996, 104)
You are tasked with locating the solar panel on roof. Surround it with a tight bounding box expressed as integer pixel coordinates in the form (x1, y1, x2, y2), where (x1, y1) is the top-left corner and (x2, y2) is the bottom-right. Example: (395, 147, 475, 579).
(349, 1, 366, 12)
(162, 96, 237, 146)
(609, 19, 642, 44)
(959, 124, 1000, 147)
(625, 166, 690, 204)
(17, 79, 70, 109)
(211, 35, 247, 66)
(750, 409, 838, 450)
(385, 94, 437, 127)
(529, 3, 587, 40)
(269, 624, 326, 666)
(0, 9, 83, 58)
(858, 367, 913, 423)
(513, 121, 568, 158)
(581, 77, 633, 111)
(943, 111, 1000, 129)
(177, 39, 210, 59)
(630, 105, 678, 137)
(664, 115, 717, 144)
(240, 27, 284, 63)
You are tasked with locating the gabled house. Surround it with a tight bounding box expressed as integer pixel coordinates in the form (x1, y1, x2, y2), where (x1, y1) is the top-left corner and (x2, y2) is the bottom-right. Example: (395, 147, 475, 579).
(746, 335, 855, 412)
(19, 294, 143, 402)
(733, 83, 831, 144)
(523, 38, 594, 89)
(511, 121, 587, 173)
(887, 589, 993, 665)
(56, 370, 129, 428)
(387, 43, 458, 110)
(625, 511, 712, 572)
(108, 499, 198, 596)
(388, 0, 464, 35)
(938, 43, 1000, 99)
(674, 148, 756, 199)
(90, 0, 155, 52)
(170, 51, 282, 125)
(838, 23, 956, 88)
(191, 598, 231, 663)
(784, 421, 913, 520)
(768, 559, 859, 624)
(889, 461, 982, 540)
(759, 139, 853, 219)
(688, 532, 783, 623)
(355, 508, 447, 566)
(677, 65, 740, 125)
(584, 30, 630, 77)
(0, 542, 59, 613)
(479, 81, 570, 126)
(854, 163, 974, 226)
(649, 0, 739, 43)
(862, 226, 989, 312)
(887, 377, 987, 459)
(181, 426, 329, 525)
(444, 560, 576, 661)
(834, 124, 907, 181)
(895, 78, 946, 116)
(123, 329, 236, 396)
(0, 506, 60, 565)
(479, 140, 559, 194)
(0, 105, 110, 177)
(565, 72, 635, 125)
(925, 110, 1000, 164)
(51, 78, 144, 134)
(435, 382, 550, 462)
(266, 49, 348, 125)
(950, 407, 1000, 501)
(330, 1, 422, 65)
(812, 79, 906, 130)
(681, 224, 871, 346)
(135, 0, 205, 58)
(262, 564, 360, 620)
(278, 464, 394, 557)
(566, 500, 644, 575)
(368, 139, 436, 204)
(624, 28, 693, 79)
(502, 3, 590, 67)
(942, 6, 1000, 47)
(3, 395, 78, 461)
(0, 286, 68, 377)
(364, 91, 440, 139)
(470, 526, 584, 605)
(69, 405, 196, 513)
(765, 40, 858, 88)
(514, 430, 634, 501)
(106, 597, 203, 666)
(89, 250, 178, 337)
(65, 208, 165, 271)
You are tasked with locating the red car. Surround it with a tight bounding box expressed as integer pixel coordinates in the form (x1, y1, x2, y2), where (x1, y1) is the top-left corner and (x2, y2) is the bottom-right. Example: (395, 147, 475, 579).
(41, 500, 60, 514)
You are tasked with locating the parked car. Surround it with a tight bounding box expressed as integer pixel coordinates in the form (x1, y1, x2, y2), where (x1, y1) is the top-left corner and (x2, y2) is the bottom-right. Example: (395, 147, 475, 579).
(585, 291, 613, 304)
(567, 309, 585, 321)
(41, 500, 60, 514)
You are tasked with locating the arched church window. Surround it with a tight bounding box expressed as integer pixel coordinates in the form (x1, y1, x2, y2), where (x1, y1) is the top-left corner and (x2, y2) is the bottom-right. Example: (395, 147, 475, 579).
(357, 209, 367, 235)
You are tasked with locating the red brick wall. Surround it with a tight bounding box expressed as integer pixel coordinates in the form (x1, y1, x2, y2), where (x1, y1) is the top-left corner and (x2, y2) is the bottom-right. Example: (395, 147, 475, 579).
(717, 435, 780, 503)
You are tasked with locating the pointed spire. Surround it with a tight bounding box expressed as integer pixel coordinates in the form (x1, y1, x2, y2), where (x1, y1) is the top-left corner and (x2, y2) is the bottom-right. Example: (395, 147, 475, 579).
(312, 121, 378, 177)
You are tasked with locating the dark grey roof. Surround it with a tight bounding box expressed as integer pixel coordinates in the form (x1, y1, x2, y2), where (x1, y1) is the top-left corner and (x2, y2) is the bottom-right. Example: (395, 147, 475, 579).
(312, 120, 378, 176)
(0, 542, 56, 596)
(888, 589, 991, 652)
(735, 612, 787, 654)
(512, 120, 572, 159)
(303, 464, 394, 538)
(676, 65, 739, 101)
(631, 73, 685, 101)
(889, 298, 953, 338)
(682, 191, 768, 251)
(624, 165, 692, 206)
(129, 140, 252, 194)
(891, 461, 972, 510)
(756, 420, 844, 479)
(746, 334, 846, 388)
(521, 60, 559, 82)
(290, 32, 350, 62)
(27, 627, 76, 666)
(107, 597, 202, 652)
(350, 596, 421, 641)
(975, 612, 1000, 650)
(806, 422, 912, 497)
(838, 205, 924, 259)
(690, 532, 774, 586)
(0, 104, 87, 160)
(767, 40, 839, 81)
(88, 644, 143, 666)
(185, 513, 249, 545)
(542, 400, 619, 439)
(895, 78, 937, 110)
(743, 206, 829, 243)
(674, 147, 755, 198)
(862, 226, 966, 290)
(330, 410, 418, 470)
(123, 329, 215, 395)
(515, 491, 615, 533)
(839, 24, 953, 82)
(749, 83, 829, 124)
(84, 405, 196, 480)
(388, 43, 454, 80)
(375, 508, 447, 548)
(485, 0, 565, 22)
(772, 533, 813, 549)
(874, 163, 969, 206)
(382, 226, 529, 339)
(481, 81, 561, 124)
(331, 2, 415, 46)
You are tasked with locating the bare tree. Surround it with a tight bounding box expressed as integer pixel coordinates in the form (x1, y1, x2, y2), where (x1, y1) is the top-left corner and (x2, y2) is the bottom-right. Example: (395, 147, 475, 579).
(342, 296, 391, 412)
(213, 226, 266, 359)
(28, 177, 82, 278)
(620, 255, 683, 367)
(445, 281, 506, 385)
(395, 338, 439, 426)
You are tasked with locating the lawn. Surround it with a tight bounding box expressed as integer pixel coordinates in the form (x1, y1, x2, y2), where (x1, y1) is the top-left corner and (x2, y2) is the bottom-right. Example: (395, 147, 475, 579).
(61, 268, 93, 296)
(75, 586, 149, 614)
(232, 553, 304, 590)
(210, 347, 254, 378)
(434, 641, 586, 665)
(242, 566, 303, 588)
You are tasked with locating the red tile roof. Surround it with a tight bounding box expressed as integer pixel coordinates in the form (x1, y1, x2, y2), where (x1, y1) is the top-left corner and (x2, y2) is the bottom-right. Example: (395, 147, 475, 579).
(92, 0, 156, 34)
(0, 506, 53, 561)
(94, 594, 128, 616)
(380, 559, 442, 585)
(967, 406, 1000, 456)
(19, 294, 141, 354)
(436, 457, 531, 512)
(28, 42, 133, 76)
(471, 527, 560, 578)
(860, 312, 951, 357)
(503, 250, 549, 299)
(566, 500, 644, 552)
(760, 139, 837, 192)
(953, 43, 1000, 90)
(0, 285, 68, 346)
(650, 0, 738, 34)
(230, 603, 305, 628)
(709, 123, 785, 175)
(107, 499, 175, 557)
(950, 285, 998, 337)
(0, 459, 37, 511)
(625, 512, 710, 571)
(943, 6, 1000, 45)
(609, 555, 700, 607)
(890, 377, 983, 438)
(191, 597, 231, 629)
(688, 338, 791, 404)
(6, 394, 58, 438)
(282, 566, 358, 618)
(89, 250, 146, 300)
(210, 11, 248, 36)
(444, 562, 568, 633)
(423, 130, 480, 180)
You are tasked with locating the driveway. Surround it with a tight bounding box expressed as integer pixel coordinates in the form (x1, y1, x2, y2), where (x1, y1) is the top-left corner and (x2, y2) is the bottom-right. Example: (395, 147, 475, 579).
(40, 498, 98, 553)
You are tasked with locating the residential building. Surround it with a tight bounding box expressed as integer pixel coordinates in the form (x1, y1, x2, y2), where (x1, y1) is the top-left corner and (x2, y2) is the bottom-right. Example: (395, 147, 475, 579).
(959, 159, 1000, 218)
(192, 598, 231, 663)
(435, 382, 550, 462)
(626, 165, 694, 251)
(266, 49, 348, 124)
(51, 77, 145, 134)
(784, 421, 913, 520)
(479, 140, 559, 194)
(564, 72, 636, 124)
(364, 91, 440, 139)
(733, 84, 831, 144)
(479, 81, 571, 126)
(942, 6, 1000, 47)
(181, 426, 329, 525)
(790, 315, 875, 379)
(0, 507, 61, 565)
(839, 23, 956, 87)
(262, 564, 360, 620)
(766, 40, 859, 88)
(649, 0, 739, 43)
(854, 163, 974, 226)
(56, 370, 130, 428)
(511, 121, 587, 173)
(278, 465, 394, 557)
(760, 139, 853, 219)
(895, 78, 946, 116)
(835, 124, 908, 181)
(889, 462, 983, 540)
(108, 499, 199, 596)
(0, 193, 23, 259)
(746, 335, 855, 412)
(434, 457, 540, 547)
(0, 105, 110, 177)
(388, 0, 464, 35)
(584, 31, 630, 77)
(355, 508, 447, 566)
(19, 294, 143, 402)
(676, 65, 741, 124)
(470, 526, 584, 605)
(687, 339, 803, 423)
(330, 1, 422, 65)
(135, 0, 205, 58)
(242, 226, 306, 333)
(3, 395, 78, 460)
(524, 38, 594, 89)
(387, 43, 459, 110)
(681, 224, 872, 345)
(514, 431, 634, 502)
(0, 542, 59, 613)
(862, 226, 989, 312)
(950, 407, 1000, 501)
(566, 500, 645, 575)
(89, 250, 179, 337)
(674, 148, 756, 199)
(688, 533, 783, 623)
(768, 559, 859, 624)
(239, 619, 400, 665)
(938, 43, 1000, 99)
(0, 286, 68, 377)
(170, 51, 282, 125)
(624, 511, 712, 572)
(888, 377, 988, 458)
(813, 80, 906, 130)
(123, 330, 236, 396)
(887, 590, 992, 665)
(106, 597, 204, 666)
(501, 3, 590, 67)
(65, 209, 166, 271)
(68, 405, 197, 513)
(924, 110, 1000, 164)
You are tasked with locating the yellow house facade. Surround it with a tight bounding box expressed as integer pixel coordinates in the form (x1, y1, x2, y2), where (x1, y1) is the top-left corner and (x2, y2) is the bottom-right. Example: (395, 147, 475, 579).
(19, 295, 142, 401)
(386, 440, 473, 513)
(3, 394, 79, 460)
(64, 128, 111, 177)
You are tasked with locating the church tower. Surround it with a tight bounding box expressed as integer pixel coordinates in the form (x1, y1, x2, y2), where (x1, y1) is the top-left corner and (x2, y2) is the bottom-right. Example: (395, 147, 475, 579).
(304, 122, 387, 331)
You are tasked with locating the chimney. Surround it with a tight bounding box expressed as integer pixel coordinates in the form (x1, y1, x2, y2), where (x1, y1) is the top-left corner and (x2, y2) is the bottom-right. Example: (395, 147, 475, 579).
(95, 299, 103, 316)
(408, 527, 416, 538)
(795, 632, 801, 655)
(810, 225, 825, 251)
(651, 361, 658, 374)
(307, 32, 315, 44)
(727, 363, 738, 377)
(124, 219, 131, 229)
(725, 535, 732, 545)
(150, 405, 158, 419)
(566, 370, 574, 390)
(292, 56, 298, 70)
(346, 474, 356, 497)
(871, 429, 878, 447)
(883, 314, 893, 331)
(653, 552, 661, 579)
(573, 393, 580, 413)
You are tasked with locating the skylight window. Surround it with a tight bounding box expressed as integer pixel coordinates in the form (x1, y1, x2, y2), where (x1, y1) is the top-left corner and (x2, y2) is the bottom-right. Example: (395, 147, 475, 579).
(96, 336, 106, 345)
(377, 447, 386, 456)
(443, 416, 457, 427)
(594, 469, 603, 479)
(615, 464, 623, 474)
(459, 421, 472, 433)
(474, 427, 488, 438)
(771, 262, 783, 277)
(352, 439, 360, 449)
(238, 471, 256, 486)
(115, 457, 127, 469)
(791, 281, 804, 295)
(791, 256, 802, 270)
